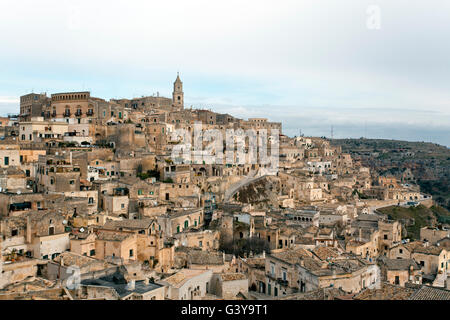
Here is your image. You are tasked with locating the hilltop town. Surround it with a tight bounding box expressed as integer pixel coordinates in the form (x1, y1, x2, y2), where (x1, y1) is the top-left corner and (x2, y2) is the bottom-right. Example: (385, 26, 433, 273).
(0, 75, 449, 301)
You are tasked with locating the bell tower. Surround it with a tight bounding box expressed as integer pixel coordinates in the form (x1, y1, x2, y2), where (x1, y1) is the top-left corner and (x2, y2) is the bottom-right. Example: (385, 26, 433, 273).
(172, 72, 184, 109)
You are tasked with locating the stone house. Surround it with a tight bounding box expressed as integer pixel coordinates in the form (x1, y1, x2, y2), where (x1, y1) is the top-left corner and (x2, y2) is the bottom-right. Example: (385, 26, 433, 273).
(94, 229, 137, 264)
(157, 208, 204, 237)
(388, 241, 449, 276)
(157, 268, 213, 300)
(209, 273, 248, 299)
(378, 257, 422, 287)
(420, 226, 450, 245)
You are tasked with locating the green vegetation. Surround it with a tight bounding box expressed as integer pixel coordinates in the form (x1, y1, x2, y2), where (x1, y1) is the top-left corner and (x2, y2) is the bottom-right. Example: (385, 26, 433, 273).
(137, 169, 160, 181)
(352, 189, 369, 199)
(418, 178, 450, 210)
(431, 205, 450, 224)
(220, 237, 270, 257)
(58, 142, 77, 148)
(331, 138, 450, 210)
(94, 140, 114, 148)
(378, 204, 450, 240)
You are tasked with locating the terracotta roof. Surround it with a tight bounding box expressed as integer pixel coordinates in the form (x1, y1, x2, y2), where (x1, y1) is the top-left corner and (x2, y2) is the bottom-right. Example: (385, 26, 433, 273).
(103, 218, 154, 230)
(409, 286, 450, 300)
(96, 230, 133, 241)
(382, 258, 421, 271)
(162, 269, 209, 288)
(312, 246, 341, 261)
(219, 273, 247, 281)
(354, 283, 416, 300)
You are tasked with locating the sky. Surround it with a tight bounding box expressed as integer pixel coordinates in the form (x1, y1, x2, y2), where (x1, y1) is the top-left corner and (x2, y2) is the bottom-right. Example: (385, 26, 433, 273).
(0, 0, 449, 146)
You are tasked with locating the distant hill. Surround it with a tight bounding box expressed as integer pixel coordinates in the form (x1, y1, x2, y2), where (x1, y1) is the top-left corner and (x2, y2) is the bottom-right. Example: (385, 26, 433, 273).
(331, 138, 450, 210)
(377, 205, 450, 240)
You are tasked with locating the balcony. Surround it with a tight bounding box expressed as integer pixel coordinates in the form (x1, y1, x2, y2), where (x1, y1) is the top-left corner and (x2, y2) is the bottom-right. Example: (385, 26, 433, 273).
(75, 110, 82, 117)
(277, 278, 289, 287)
(87, 110, 94, 116)
(64, 111, 71, 117)
(51, 112, 56, 117)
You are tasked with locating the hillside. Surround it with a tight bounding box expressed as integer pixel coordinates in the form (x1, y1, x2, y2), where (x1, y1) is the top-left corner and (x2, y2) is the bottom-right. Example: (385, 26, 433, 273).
(377, 205, 450, 240)
(331, 138, 450, 210)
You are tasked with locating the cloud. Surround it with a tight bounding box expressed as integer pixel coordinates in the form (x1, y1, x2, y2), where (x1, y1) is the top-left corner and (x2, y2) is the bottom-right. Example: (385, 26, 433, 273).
(0, 0, 449, 146)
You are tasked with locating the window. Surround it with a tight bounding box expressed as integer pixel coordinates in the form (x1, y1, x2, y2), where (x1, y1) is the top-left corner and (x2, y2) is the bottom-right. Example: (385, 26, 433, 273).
(138, 189, 143, 195)
(11, 229, 18, 237)
(384, 234, 388, 240)
(4, 157, 9, 165)
(129, 249, 134, 258)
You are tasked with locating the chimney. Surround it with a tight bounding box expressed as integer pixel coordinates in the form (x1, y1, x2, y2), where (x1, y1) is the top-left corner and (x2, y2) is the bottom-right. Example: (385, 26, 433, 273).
(262, 250, 266, 259)
(26, 216, 32, 244)
(359, 228, 363, 242)
(144, 278, 149, 285)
